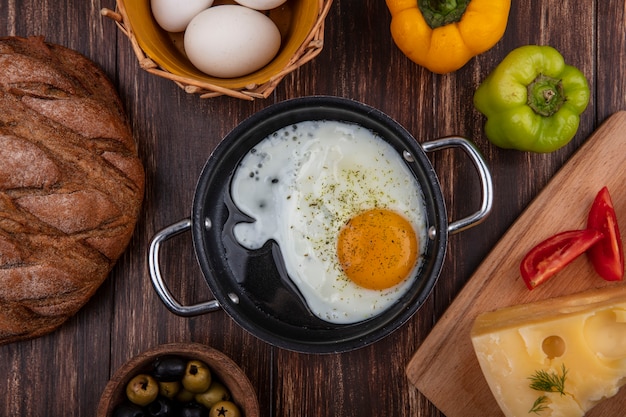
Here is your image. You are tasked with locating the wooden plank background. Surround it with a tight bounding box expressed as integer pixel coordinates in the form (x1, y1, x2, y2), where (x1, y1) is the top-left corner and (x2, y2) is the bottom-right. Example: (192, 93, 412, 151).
(1, 0, 625, 416)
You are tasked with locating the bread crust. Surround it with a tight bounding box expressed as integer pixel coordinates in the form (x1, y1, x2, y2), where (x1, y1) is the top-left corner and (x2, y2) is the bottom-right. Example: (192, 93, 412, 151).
(0, 36, 145, 345)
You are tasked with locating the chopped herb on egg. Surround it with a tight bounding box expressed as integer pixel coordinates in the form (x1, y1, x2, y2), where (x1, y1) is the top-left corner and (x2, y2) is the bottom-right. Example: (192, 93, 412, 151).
(230, 120, 427, 324)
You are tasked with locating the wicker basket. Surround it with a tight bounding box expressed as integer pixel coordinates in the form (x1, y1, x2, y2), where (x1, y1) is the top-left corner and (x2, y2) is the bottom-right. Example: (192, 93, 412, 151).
(101, 0, 332, 100)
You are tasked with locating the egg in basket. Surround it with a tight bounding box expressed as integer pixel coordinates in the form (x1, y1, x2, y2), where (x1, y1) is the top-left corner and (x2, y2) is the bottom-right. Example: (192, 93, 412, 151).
(101, 0, 332, 100)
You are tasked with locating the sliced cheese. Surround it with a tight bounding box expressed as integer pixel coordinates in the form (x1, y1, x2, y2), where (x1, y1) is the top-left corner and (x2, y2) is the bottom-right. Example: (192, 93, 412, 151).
(471, 285, 626, 417)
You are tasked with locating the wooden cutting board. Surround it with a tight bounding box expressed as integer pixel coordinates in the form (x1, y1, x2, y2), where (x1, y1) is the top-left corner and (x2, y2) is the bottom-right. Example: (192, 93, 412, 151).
(406, 111, 626, 417)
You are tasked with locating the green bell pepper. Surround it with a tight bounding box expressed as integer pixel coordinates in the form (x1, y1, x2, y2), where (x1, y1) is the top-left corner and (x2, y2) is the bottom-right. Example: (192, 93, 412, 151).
(474, 45, 590, 153)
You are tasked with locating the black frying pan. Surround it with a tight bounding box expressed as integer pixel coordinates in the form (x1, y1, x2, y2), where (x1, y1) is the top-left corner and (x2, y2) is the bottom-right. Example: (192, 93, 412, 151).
(149, 96, 492, 353)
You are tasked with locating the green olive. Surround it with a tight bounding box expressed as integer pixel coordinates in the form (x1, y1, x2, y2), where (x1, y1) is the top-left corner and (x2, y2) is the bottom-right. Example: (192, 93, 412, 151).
(182, 360, 212, 393)
(159, 380, 181, 399)
(209, 401, 241, 417)
(195, 381, 231, 409)
(176, 387, 196, 402)
(125, 373, 159, 406)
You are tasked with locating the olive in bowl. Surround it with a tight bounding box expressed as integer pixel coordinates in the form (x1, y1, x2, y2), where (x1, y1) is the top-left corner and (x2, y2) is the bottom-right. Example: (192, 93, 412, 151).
(98, 343, 259, 417)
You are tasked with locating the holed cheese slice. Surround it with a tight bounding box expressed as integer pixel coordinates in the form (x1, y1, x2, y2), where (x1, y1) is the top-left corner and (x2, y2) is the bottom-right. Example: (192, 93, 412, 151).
(471, 286, 626, 417)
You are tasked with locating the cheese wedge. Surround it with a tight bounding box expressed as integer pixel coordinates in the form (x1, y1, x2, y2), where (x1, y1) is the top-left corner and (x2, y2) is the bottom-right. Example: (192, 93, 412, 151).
(471, 285, 626, 417)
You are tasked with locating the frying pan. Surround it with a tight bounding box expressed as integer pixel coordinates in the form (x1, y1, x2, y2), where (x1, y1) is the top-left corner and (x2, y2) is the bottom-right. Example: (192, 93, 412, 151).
(149, 96, 493, 353)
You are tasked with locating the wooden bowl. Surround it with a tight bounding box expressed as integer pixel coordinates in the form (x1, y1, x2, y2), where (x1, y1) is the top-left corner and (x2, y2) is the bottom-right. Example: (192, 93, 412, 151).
(101, 0, 333, 100)
(97, 342, 260, 417)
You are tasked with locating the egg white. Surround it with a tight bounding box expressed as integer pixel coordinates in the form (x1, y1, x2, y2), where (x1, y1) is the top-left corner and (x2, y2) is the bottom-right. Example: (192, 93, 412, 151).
(184, 5, 281, 78)
(230, 120, 427, 324)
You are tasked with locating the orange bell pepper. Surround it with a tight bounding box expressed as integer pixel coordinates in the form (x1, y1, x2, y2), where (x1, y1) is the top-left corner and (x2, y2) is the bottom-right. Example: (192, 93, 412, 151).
(386, 0, 511, 74)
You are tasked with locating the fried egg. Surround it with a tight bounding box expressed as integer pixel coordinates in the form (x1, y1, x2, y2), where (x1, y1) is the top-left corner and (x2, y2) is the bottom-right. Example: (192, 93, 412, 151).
(230, 120, 428, 324)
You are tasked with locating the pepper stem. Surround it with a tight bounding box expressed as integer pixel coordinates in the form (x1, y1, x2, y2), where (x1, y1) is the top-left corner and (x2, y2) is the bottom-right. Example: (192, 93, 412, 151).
(527, 74, 566, 117)
(418, 0, 471, 29)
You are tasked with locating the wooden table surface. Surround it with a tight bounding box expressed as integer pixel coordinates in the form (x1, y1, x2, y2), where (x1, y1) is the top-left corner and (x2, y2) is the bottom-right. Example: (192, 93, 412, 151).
(1, 1, 625, 416)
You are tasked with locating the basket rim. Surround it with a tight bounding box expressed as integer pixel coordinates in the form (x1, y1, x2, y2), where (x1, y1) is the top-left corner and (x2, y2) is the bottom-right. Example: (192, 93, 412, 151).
(102, 0, 333, 100)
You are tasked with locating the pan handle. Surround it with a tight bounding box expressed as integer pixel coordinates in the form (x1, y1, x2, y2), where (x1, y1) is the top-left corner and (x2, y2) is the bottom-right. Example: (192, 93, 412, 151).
(421, 136, 493, 235)
(148, 218, 221, 316)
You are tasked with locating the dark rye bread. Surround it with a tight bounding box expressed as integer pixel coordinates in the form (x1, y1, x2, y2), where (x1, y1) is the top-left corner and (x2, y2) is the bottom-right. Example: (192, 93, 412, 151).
(0, 36, 144, 345)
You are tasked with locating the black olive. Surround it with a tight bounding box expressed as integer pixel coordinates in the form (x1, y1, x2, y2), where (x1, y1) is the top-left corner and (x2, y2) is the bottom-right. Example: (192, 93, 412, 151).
(179, 401, 209, 417)
(146, 396, 176, 417)
(152, 355, 187, 382)
(112, 401, 146, 417)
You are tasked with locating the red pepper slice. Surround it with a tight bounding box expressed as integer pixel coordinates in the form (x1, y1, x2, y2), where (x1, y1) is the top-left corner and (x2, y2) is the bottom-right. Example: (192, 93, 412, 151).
(520, 229, 604, 290)
(586, 186, 624, 281)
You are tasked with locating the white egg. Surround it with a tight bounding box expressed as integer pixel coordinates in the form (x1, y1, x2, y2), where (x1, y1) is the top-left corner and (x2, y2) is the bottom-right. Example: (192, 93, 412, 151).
(235, 0, 288, 11)
(150, 0, 214, 32)
(230, 120, 428, 324)
(184, 5, 282, 78)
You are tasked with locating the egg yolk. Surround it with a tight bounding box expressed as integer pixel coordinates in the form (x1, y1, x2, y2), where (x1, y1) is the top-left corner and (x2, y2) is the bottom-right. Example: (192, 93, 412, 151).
(337, 208, 418, 290)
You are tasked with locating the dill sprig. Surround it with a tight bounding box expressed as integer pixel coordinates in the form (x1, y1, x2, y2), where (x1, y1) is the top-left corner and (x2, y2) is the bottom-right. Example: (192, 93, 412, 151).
(526, 364, 569, 414)
(528, 364, 568, 395)
(528, 395, 549, 414)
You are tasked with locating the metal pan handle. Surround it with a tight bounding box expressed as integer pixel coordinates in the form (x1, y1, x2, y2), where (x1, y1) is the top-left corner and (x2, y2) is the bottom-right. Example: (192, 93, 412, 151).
(421, 136, 493, 235)
(148, 218, 221, 316)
